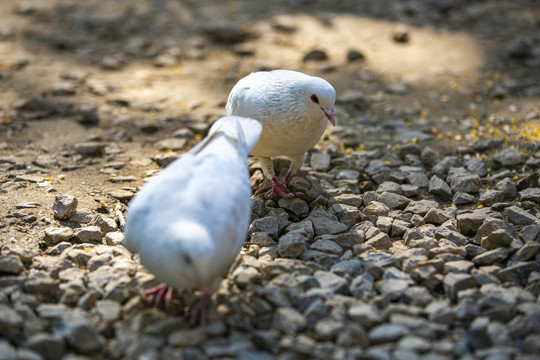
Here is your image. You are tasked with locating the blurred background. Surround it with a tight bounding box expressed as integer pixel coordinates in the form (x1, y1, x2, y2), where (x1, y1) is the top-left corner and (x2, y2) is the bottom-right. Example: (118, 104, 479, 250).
(0, 0, 539, 159)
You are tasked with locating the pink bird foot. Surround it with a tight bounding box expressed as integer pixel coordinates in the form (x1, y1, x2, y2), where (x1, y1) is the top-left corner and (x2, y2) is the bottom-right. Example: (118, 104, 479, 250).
(144, 283, 174, 309)
(182, 293, 212, 327)
(254, 173, 303, 199)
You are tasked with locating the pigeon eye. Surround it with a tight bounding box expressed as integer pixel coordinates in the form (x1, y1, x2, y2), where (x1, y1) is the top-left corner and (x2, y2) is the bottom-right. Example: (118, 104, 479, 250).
(310, 94, 319, 104)
(182, 254, 193, 264)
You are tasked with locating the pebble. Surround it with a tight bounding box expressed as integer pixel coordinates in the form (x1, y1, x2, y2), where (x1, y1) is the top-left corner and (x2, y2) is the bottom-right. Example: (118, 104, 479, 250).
(493, 147, 526, 166)
(504, 206, 539, 225)
(25, 333, 65, 360)
(0, 255, 25, 274)
(73, 226, 103, 243)
(302, 49, 328, 62)
(65, 317, 106, 353)
(52, 193, 78, 219)
(392, 24, 410, 43)
(429, 175, 452, 198)
(74, 142, 105, 156)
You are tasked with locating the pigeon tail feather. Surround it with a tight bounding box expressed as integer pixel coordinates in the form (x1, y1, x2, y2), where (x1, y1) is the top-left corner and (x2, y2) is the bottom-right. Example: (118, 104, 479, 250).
(190, 116, 262, 157)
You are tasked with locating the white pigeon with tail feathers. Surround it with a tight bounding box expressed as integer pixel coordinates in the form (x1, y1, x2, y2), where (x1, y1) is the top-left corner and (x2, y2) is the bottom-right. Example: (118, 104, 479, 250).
(226, 70, 336, 198)
(123, 116, 262, 326)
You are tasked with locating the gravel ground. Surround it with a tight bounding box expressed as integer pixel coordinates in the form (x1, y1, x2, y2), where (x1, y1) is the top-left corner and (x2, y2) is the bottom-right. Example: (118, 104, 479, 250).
(1, 1, 540, 359)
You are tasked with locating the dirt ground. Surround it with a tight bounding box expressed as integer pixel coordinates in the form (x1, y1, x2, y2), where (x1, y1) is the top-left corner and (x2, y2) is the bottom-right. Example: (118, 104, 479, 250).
(1, 0, 540, 307)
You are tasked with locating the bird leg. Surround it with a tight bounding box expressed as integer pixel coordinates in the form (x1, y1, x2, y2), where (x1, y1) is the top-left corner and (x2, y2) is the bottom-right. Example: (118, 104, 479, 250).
(254, 175, 303, 199)
(144, 283, 174, 309)
(182, 283, 211, 327)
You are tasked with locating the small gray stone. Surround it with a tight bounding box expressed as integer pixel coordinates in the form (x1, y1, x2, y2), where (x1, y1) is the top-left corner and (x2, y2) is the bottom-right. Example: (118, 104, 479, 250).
(274, 307, 307, 334)
(66, 318, 106, 353)
(0, 255, 24, 274)
(44, 227, 74, 244)
(348, 302, 382, 328)
(523, 334, 540, 354)
(52, 193, 78, 219)
(504, 206, 539, 225)
(434, 227, 468, 246)
(494, 178, 517, 198)
(26, 333, 65, 360)
(314, 270, 348, 294)
(310, 239, 343, 255)
(250, 232, 275, 246)
(480, 229, 513, 250)
(514, 241, 540, 261)
(457, 209, 493, 236)
(308, 208, 348, 236)
(0, 304, 24, 338)
(479, 190, 505, 206)
(331, 259, 362, 277)
(105, 231, 125, 246)
(250, 216, 279, 239)
(475, 217, 513, 241)
(433, 156, 461, 177)
(232, 265, 261, 287)
(278, 198, 310, 217)
(453, 192, 475, 205)
(303, 49, 328, 62)
(405, 172, 429, 188)
(154, 138, 187, 151)
(332, 193, 363, 207)
(443, 272, 477, 301)
(89, 214, 118, 234)
(444, 260, 474, 274)
(278, 232, 307, 258)
(404, 200, 439, 216)
(450, 175, 481, 194)
(365, 232, 392, 250)
(0, 341, 16, 359)
(310, 152, 331, 171)
(497, 261, 539, 285)
(70, 208, 94, 223)
(349, 273, 375, 300)
(74, 226, 103, 242)
(74, 142, 105, 156)
(473, 248, 509, 266)
(521, 224, 540, 243)
(337, 323, 368, 347)
(362, 201, 389, 216)
(424, 208, 452, 225)
(313, 318, 345, 340)
(369, 324, 409, 344)
(466, 157, 487, 177)
(168, 328, 205, 347)
(520, 188, 540, 203)
(493, 147, 525, 166)
(401, 184, 420, 197)
(429, 175, 452, 197)
(377, 192, 411, 210)
(24, 277, 60, 299)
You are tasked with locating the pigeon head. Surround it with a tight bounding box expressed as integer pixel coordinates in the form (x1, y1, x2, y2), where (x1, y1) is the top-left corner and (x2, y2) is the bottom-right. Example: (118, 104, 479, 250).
(303, 76, 337, 126)
(172, 220, 218, 285)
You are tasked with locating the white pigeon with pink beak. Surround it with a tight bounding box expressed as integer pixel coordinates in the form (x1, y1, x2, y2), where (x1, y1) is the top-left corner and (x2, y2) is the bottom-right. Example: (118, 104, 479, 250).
(226, 70, 336, 198)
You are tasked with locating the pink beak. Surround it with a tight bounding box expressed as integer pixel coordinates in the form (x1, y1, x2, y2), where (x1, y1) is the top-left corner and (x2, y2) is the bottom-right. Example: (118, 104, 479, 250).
(323, 108, 336, 127)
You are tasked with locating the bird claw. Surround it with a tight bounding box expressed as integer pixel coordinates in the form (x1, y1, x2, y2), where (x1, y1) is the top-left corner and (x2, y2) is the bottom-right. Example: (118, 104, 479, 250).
(182, 293, 211, 327)
(254, 175, 303, 199)
(144, 283, 174, 309)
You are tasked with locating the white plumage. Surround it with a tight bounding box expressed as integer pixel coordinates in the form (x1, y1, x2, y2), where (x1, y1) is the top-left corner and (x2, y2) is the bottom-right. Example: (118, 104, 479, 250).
(226, 70, 336, 198)
(123, 116, 262, 324)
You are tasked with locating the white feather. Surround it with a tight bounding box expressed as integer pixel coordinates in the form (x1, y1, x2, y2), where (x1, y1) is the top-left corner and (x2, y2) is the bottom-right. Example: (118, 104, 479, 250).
(124, 116, 262, 293)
